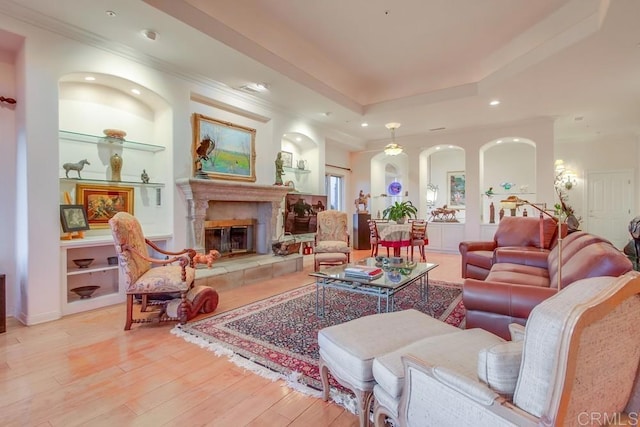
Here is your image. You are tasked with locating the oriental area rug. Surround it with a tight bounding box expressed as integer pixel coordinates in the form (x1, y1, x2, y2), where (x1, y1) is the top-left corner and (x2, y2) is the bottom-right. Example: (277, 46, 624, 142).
(171, 280, 465, 412)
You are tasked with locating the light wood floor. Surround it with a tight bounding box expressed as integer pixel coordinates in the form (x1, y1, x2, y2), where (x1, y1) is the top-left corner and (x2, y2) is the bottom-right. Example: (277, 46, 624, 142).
(0, 250, 462, 427)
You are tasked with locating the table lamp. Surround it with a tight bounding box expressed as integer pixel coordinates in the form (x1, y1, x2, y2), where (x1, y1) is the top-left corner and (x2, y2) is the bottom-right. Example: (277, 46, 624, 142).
(500, 196, 563, 290)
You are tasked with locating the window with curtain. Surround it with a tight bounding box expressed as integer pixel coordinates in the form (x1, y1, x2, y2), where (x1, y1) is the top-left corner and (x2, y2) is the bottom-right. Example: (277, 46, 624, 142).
(325, 174, 344, 211)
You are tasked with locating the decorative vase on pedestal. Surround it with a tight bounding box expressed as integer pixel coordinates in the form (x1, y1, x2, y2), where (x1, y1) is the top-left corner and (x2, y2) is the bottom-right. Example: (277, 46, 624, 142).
(110, 153, 122, 181)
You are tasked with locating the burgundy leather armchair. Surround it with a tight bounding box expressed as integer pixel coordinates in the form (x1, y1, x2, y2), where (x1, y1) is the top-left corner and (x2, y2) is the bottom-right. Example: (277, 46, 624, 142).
(459, 216, 561, 280)
(464, 231, 633, 340)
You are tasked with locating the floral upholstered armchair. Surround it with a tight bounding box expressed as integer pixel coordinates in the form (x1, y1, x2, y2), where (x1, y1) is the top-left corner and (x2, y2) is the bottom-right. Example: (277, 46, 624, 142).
(109, 212, 218, 330)
(314, 210, 351, 271)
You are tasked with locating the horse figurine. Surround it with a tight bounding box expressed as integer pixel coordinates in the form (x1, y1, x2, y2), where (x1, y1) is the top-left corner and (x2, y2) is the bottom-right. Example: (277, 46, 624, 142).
(354, 191, 371, 213)
(63, 159, 90, 179)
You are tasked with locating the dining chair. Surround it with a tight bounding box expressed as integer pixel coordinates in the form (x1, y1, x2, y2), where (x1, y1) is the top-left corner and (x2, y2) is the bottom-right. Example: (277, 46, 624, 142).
(367, 219, 390, 258)
(408, 219, 428, 261)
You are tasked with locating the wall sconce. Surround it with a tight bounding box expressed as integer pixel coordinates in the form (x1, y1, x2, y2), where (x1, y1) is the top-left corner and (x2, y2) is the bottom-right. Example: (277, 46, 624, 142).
(426, 183, 438, 207)
(554, 159, 577, 190)
(560, 172, 577, 190)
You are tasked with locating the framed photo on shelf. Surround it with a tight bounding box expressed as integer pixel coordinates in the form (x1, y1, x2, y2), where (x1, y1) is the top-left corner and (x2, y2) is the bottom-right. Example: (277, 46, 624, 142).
(447, 171, 466, 209)
(76, 184, 134, 229)
(280, 151, 293, 168)
(192, 113, 256, 182)
(59, 204, 90, 232)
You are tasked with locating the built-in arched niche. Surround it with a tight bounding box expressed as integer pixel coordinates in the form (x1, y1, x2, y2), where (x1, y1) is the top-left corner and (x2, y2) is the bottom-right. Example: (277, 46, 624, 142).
(370, 152, 409, 219)
(280, 132, 317, 194)
(480, 137, 536, 223)
(419, 145, 465, 223)
(58, 72, 172, 231)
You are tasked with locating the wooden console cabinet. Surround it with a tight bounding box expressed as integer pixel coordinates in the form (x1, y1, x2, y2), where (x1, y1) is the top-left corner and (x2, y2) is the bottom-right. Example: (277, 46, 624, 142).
(353, 213, 371, 250)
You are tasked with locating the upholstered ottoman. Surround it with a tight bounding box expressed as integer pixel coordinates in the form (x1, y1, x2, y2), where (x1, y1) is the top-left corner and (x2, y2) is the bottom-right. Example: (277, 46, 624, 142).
(318, 309, 459, 427)
(371, 328, 505, 426)
(314, 252, 348, 271)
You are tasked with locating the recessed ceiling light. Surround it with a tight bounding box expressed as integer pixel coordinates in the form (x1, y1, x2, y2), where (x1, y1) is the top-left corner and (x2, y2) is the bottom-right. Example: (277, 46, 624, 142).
(237, 82, 270, 93)
(84, 76, 95, 81)
(448, 145, 454, 149)
(496, 140, 503, 144)
(106, 10, 116, 17)
(513, 138, 520, 142)
(295, 137, 302, 142)
(435, 146, 441, 150)
(489, 100, 500, 106)
(142, 30, 158, 41)
(361, 122, 368, 127)
(131, 88, 141, 95)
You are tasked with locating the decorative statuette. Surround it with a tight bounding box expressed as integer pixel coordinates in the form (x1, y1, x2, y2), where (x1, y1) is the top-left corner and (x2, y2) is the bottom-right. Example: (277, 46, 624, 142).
(62, 159, 90, 179)
(110, 153, 122, 181)
(141, 169, 150, 184)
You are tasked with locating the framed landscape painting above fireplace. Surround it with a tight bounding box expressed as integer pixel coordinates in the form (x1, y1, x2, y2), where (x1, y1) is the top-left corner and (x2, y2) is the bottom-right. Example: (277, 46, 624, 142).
(192, 113, 256, 182)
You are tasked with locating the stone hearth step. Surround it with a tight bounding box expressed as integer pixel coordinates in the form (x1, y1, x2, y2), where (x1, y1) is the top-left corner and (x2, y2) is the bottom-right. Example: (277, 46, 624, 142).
(194, 253, 304, 291)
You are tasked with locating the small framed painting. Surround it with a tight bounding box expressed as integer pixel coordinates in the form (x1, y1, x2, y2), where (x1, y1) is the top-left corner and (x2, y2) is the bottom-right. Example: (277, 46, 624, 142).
(280, 151, 293, 168)
(76, 184, 134, 229)
(447, 171, 466, 209)
(59, 204, 90, 232)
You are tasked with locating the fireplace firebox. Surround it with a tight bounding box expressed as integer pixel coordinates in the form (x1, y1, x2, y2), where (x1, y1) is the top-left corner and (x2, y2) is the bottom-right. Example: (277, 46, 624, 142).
(204, 220, 256, 257)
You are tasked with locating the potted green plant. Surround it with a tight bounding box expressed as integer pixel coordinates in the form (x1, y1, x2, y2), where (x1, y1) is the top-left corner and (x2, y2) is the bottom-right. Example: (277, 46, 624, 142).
(382, 201, 418, 223)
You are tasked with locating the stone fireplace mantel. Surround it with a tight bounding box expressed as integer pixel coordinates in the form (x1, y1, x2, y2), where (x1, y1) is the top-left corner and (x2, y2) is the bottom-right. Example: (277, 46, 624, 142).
(176, 178, 290, 253)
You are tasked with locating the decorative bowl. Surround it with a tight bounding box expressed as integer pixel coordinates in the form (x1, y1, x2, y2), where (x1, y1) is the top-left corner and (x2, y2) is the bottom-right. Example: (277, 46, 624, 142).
(103, 128, 127, 139)
(70, 285, 100, 299)
(72, 258, 95, 268)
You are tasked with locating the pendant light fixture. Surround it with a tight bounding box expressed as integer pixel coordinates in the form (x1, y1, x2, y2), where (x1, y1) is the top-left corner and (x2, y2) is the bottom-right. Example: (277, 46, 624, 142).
(384, 122, 403, 155)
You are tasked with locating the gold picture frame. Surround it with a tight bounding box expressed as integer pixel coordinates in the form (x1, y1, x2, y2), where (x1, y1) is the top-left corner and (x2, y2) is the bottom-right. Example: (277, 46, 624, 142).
(76, 184, 134, 229)
(192, 113, 256, 182)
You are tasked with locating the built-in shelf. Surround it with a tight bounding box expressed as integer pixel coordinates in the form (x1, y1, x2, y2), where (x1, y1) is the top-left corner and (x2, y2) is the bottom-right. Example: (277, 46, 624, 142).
(284, 166, 311, 174)
(485, 192, 536, 196)
(59, 130, 165, 152)
(59, 178, 165, 188)
(67, 264, 118, 276)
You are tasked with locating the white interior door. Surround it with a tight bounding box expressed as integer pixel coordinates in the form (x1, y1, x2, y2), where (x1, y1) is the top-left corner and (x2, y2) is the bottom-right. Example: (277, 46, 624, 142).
(586, 170, 634, 249)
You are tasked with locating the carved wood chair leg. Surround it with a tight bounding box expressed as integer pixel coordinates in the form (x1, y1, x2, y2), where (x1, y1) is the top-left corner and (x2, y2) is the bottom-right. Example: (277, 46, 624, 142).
(319, 356, 330, 401)
(373, 402, 394, 427)
(355, 389, 374, 427)
(124, 294, 134, 331)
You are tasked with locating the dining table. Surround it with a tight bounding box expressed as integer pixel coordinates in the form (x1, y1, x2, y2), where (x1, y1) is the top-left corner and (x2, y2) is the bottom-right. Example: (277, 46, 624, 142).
(376, 222, 413, 257)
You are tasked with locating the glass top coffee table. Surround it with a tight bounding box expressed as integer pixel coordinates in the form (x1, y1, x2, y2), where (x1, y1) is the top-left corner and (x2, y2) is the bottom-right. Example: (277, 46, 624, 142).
(309, 258, 439, 317)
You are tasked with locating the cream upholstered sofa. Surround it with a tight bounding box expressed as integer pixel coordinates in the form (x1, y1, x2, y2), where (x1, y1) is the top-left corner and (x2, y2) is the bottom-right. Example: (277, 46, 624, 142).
(372, 272, 640, 426)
